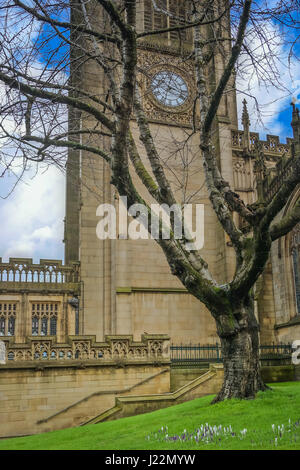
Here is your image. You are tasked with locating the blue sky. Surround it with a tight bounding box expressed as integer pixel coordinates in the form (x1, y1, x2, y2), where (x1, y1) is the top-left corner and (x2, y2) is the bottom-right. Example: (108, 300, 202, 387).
(0, 3, 299, 265)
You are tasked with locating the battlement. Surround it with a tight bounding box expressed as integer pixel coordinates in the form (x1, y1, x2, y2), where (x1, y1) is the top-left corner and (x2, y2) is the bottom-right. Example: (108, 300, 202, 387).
(231, 129, 292, 158)
(231, 101, 299, 204)
(232, 129, 298, 203)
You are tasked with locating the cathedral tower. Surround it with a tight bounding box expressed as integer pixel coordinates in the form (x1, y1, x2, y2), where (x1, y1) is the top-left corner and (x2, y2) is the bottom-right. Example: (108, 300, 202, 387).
(64, 0, 239, 342)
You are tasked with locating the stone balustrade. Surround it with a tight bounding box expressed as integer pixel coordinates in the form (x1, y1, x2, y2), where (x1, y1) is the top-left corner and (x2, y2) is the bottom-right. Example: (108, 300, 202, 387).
(0, 334, 170, 364)
(0, 258, 80, 294)
(262, 155, 297, 203)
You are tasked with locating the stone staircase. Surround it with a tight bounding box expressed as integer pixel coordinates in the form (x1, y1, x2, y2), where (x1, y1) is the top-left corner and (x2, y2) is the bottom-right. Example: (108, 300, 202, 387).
(82, 363, 224, 426)
(35, 368, 170, 434)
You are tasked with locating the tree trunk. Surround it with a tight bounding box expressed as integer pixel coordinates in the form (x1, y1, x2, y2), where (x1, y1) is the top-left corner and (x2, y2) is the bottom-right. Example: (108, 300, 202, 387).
(212, 295, 268, 403)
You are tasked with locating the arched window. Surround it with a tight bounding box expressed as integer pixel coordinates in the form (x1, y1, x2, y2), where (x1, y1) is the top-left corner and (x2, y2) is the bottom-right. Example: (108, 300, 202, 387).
(0, 303, 17, 336)
(144, 0, 192, 42)
(31, 303, 59, 336)
(291, 223, 300, 315)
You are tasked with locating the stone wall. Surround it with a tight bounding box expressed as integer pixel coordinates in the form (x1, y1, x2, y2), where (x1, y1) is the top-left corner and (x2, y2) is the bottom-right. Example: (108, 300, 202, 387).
(261, 365, 296, 383)
(0, 333, 171, 438)
(275, 322, 300, 343)
(169, 365, 297, 392)
(0, 361, 170, 438)
(170, 367, 208, 392)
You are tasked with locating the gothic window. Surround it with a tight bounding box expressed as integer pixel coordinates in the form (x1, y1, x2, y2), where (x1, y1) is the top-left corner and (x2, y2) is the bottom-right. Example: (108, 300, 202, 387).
(144, 0, 192, 42)
(31, 302, 59, 336)
(144, 0, 167, 34)
(41, 317, 48, 336)
(0, 303, 17, 336)
(50, 316, 57, 336)
(32, 316, 39, 335)
(291, 223, 300, 315)
(75, 309, 79, 335)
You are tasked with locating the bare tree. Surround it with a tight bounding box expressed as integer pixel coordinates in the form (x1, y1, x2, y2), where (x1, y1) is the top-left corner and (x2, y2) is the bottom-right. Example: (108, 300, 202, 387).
(0, 0, 299, 401)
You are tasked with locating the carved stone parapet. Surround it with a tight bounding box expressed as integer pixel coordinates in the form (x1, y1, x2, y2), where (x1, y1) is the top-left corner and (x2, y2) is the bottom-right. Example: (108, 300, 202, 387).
(232, 130, 291, 159)
(0, 258, 80, 294)
(262, 155, 297, 203)
(0, 334, 171, 365)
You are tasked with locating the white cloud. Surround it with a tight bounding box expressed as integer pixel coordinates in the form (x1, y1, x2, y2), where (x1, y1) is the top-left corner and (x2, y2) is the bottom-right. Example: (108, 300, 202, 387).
(0, 5, 69, 264)
(236, 20, 300, 140)
(0, 165, 65, 263)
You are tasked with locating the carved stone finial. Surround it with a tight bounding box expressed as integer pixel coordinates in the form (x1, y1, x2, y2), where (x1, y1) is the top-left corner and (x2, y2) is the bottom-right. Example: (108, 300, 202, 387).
(291, 100, 300, 155)
(242, 99, 250, 128)
(253, 140, 266, 201)
(242, 99, 250, 152)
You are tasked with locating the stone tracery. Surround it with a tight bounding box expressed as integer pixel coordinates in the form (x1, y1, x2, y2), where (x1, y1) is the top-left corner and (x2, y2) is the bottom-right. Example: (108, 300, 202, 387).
(291, 222, 300, 314)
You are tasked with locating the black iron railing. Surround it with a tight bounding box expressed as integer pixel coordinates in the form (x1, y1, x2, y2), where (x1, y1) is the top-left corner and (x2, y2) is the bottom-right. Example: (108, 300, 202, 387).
(170, 343, 293, 368)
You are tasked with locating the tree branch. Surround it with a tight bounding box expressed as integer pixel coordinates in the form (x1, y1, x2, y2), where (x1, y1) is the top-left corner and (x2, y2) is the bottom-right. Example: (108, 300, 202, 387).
(12, 0, 121, 44)
(0, 71, 115, 132)
(270, 194, 300, 241)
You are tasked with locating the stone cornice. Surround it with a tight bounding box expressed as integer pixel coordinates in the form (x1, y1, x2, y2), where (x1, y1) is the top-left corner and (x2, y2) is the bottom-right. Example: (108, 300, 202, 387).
(274, 316, 300, 330)
(116, 286, 188, 294)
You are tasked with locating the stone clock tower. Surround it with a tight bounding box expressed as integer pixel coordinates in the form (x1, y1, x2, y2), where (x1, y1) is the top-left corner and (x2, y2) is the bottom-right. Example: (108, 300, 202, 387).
(64, 0, 239, 343)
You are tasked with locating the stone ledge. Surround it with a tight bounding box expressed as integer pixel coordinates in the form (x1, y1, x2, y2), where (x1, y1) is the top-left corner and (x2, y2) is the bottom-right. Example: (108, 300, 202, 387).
(116, 286, 188, 294)
(0, 359, 171, 371)
(0, 282, 80, 294)
(274, 316, 300, 330)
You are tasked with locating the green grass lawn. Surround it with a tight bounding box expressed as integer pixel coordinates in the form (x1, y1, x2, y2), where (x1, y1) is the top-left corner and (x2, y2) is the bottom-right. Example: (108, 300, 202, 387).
(0, 382, 300, 450)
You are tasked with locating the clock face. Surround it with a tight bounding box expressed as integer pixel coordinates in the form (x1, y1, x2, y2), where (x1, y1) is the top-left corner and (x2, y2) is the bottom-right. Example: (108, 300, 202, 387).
(150, 70, 189, 107)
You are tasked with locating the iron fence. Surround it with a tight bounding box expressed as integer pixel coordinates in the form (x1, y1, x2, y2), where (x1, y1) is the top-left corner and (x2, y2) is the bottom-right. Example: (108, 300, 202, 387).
(170, 343, 293, 368)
